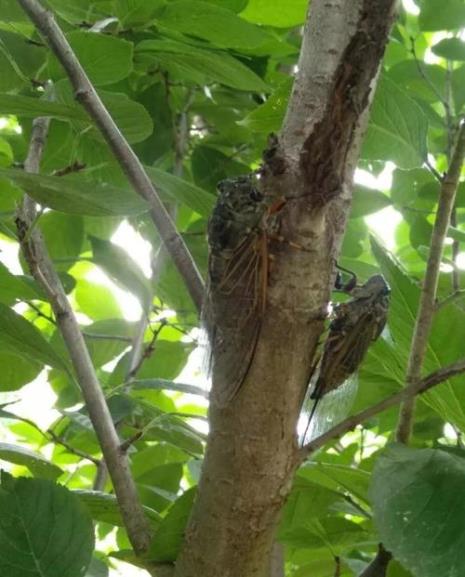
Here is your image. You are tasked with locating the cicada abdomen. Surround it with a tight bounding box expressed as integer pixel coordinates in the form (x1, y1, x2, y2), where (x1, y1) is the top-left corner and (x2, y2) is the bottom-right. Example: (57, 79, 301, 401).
(202, 175, 271, 406)
(301, 274, 390, 443)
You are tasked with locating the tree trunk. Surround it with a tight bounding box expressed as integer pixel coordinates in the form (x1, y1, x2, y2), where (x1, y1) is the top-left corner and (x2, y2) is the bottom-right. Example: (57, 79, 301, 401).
(175, 2, 398, 576)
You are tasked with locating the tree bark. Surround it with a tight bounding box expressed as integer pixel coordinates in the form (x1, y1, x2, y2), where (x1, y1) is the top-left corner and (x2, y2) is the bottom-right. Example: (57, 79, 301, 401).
(175, 2, 398, 576)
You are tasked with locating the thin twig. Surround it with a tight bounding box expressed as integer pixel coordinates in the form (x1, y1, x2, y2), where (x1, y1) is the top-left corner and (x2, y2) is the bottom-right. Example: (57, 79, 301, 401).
(18, 0, 204, 312)
(396, 122, 465, 443)
(15, 104, 152, 554)
(300, 357, 465, 460)
(48, 430, 100, 465)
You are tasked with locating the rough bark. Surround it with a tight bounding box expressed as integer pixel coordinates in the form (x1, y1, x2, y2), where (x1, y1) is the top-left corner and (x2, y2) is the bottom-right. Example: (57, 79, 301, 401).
(175, 2, 398, 576)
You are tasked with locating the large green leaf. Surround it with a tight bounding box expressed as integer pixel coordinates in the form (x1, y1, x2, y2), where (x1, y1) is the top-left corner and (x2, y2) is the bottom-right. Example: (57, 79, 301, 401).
(136, 39, 269, 92)
(0, 303, 68, 371)
(145, 166, 214, 217)
(89, 235, 152, 307)
(240, 0, 307, 27)
(0, 474, 94, 577)
(0, 351, 42, 392)
(370, 444, 465, 577)
(432, 38, 465, 61)
(147, 487, 196, 562)
(0, 443, 63, 480)
(158, 1, 274, 50)
(362, 77, 428, 169)
(0, 262, 42, 304)
(0, 168, 147, 216)
(40, 212, 84, 270)
(419, 0, 465, 31)
(239, 77, 293, 133)
(48, 31, 133, 86)
(74, 280, 123, 320)
(0, 90, 153, 145)
(299, 462, 371, 504)
(74, 489, 162, 528)
(350, 185, 392, 218)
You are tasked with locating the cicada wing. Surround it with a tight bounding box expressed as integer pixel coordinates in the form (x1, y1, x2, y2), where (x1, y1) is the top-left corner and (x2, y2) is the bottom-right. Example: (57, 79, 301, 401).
(301, 372, 358, 444)
(203, 234, 265, 406)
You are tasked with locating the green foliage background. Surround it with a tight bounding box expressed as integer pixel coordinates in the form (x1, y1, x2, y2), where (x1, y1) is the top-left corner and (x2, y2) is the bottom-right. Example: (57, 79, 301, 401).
(0, 1, 465, 576)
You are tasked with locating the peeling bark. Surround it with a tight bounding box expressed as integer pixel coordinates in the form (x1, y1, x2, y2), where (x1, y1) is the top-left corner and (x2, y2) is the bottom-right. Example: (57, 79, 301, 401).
(175, 2, 398, 576)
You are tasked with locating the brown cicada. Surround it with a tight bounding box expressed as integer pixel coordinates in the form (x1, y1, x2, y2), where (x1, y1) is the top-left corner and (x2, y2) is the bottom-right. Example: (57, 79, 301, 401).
(303, 274, 390, 441)
(203, 175, 278, 406)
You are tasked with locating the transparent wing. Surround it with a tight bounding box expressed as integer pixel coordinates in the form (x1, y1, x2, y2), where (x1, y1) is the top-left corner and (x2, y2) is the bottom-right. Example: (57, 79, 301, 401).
(300, 372, 358, 445)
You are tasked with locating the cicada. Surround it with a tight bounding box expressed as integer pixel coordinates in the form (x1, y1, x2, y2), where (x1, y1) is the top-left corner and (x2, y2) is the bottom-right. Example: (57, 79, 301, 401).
(302, 274, 390, 441)
(203, 175, 275, 406)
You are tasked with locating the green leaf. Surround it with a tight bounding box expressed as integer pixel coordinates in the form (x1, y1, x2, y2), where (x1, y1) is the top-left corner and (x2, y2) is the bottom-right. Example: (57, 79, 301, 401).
(40, 212, 84, 271)
(1, 79, 152, 145)
(0, 351, 42, 392)
(432, 38, 465, 61)
(419, 0, 465, 31)
(0, 443, 63, 480)
(362, 76, 428, 169)
(0, 137, 13, 167)
(130, 379, 208, 398)
(74, 489, 162, 528)
(299, 462, 371, 504)
(0, 262, 42, 304)
(158, 1, 275, 51)
(145, 166, 214, 217)
(84, 319, 136, 367)
(0, 168, 147, 216)
(0, 474, 94, 577)
(146, 487, 196, 562)
(240, 0, 307, 27)
(0, 303, 68, 371)
(74, 280, 123, 320)
(48, 31, 133, 86)
(89, 235, 152, 307)
(350, 185, 392, 218)
(0, 93, 85, 122)
(136, 39, 270, 92)
(370, 444, 465, 577)
(239, 77, 292, 133)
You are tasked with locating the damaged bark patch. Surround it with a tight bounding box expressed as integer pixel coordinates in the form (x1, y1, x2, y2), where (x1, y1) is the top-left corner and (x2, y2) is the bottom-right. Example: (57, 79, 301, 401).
(300, 1, 397, 207)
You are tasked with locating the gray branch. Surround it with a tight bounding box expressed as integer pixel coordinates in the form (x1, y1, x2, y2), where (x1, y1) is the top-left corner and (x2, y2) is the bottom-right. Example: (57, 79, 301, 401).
(397, 122, 465, 443)
(16, 110, 152, 555)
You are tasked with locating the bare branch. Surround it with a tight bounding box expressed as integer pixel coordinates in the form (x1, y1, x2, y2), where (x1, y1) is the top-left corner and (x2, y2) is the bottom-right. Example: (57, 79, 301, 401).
(17, 0, 205, 312)
(16, 110, 152, 554)
(397, 122, 465, 443)
(300, 357, 465, 460)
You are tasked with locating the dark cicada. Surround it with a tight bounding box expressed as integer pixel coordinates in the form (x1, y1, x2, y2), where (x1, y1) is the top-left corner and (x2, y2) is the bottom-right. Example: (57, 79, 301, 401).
(303, 274, 390, 440)
(312, 274, 390, 400)
(203, 175, 272, 406)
